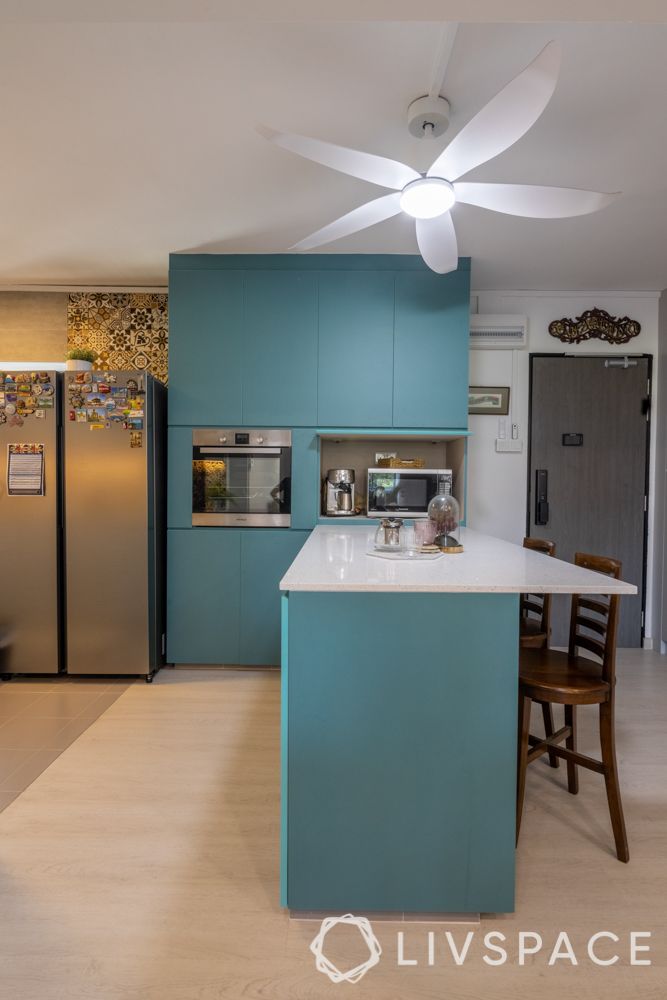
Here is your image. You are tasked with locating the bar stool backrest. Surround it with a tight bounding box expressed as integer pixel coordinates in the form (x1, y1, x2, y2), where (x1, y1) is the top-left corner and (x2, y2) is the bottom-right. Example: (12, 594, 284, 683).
(569, 552, 622, 685)
(521, 537, 556, 634)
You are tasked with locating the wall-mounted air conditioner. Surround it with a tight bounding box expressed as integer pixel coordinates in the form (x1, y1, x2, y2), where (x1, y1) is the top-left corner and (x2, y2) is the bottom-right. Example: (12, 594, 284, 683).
(470, 314, 527, 349)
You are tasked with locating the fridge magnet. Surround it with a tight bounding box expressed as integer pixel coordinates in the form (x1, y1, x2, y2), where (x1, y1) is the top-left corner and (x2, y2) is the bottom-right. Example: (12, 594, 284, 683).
(37, 397, 53, 408)
(127, 417, 143, 430)
(97, 383, 110, 394)
(5, 393, 17, 403)
(74, 372, 87, 384)
(32, 383, 43, 396)
(37, 372, 50, 382)
(0, 392, 5, 405)
(87, 407, 105, 423)
(106, 374, 117, 384)
(76, 409, 87, 423)
(130, 431, 143, 448)
(89, 423, 105, 431)
(35, 410, 46, 420)
(17, 383, 31, 395)
(5, 403, 16, 415)
(90, 382, 98, 392)
(85, 393, 104, 406)
(104, 399, 115, 409)
(126, 378, 138, 391)
(0, 412, 6, 424)
(68, 410, 76, 421)
(41, 383, 54, 397)
(83, 372, 93, 383)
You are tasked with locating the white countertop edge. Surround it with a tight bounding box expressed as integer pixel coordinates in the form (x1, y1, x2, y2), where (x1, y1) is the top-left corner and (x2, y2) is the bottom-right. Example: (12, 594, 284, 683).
(280, 526, 637, 595)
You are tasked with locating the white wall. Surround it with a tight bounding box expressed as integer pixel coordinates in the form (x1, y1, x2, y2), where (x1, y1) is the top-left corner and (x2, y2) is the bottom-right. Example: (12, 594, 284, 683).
(467, 289, 660, 645)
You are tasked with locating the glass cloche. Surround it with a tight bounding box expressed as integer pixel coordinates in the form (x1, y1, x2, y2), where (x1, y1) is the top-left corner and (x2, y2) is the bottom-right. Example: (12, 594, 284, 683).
(427, 492, 462, 553)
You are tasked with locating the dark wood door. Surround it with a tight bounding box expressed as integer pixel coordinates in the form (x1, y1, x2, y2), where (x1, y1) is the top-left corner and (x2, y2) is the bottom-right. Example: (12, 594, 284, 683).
(528, 355, 649, 647)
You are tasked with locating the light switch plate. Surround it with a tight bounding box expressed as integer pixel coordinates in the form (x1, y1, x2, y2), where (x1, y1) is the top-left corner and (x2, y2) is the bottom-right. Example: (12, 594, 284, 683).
(495, 439, 523, 453)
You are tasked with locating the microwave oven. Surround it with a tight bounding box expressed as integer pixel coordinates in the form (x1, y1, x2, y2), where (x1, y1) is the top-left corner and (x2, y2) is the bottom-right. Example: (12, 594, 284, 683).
(367, 468, 452, 518)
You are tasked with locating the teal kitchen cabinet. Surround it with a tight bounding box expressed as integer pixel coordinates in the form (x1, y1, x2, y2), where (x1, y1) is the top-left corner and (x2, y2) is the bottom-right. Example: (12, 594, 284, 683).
(242, 271, 318, 427)
(167, 529, 241, 664)
(392, 268, 470, 429)
(168, 268, 244, 426)
(290, 428, 319, 530)
(167, 426, 193, 529)
(240, 530, 310, 665)
(317, 271, 394, 427)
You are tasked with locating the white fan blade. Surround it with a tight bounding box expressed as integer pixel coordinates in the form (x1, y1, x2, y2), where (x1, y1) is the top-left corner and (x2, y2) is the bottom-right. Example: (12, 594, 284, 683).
(415, 213, 458, 274)
(428, 41, 561, 182)
(454, 182, 618, 218)
(258, 125, 419, 191)
(291, 192, 403, 251)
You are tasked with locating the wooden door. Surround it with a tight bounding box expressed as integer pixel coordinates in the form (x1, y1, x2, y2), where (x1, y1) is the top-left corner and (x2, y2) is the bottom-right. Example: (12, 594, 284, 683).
(528, 355, 650, 647)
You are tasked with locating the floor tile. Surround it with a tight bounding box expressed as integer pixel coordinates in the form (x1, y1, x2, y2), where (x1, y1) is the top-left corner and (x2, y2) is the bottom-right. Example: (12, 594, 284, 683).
(0, 692, 45, 718)
(0, 716, 77, 750)
(0, 790, 19, 810)
(0, 750, 62, 792)
(0, 748, 37, 782)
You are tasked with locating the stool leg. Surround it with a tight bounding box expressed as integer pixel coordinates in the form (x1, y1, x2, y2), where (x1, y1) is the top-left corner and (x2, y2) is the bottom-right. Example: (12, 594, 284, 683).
(516, 693, 531, 844)
(599, 701, 629, 863)
(565, 704, 578, 794)
(541, 701, 559, 768)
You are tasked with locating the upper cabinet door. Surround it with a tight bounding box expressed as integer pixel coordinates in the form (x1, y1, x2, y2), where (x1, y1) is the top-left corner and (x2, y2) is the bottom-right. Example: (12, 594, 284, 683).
(168, 268, 244, 426)
(243, 271, 318, 426)
(318, 271, 394, 427)
(393, 269, 470, 429)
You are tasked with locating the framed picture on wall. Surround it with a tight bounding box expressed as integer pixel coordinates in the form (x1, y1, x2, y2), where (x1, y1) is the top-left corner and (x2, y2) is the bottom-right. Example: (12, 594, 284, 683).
(468, 386, 510, 415)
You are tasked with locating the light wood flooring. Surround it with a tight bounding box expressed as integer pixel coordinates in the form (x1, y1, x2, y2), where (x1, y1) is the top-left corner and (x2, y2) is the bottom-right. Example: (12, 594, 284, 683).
(0, 653, 665, 999)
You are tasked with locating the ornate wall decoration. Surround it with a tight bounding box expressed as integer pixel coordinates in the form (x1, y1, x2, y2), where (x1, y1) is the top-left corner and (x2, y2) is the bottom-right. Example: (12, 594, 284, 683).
(548, 307, 641, 346)
(67, 292, 168, 383)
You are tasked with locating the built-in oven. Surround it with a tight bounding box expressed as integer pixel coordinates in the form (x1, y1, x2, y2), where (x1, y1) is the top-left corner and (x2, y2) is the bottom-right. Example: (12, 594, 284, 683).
(192, 429, 291, 527)
(367, 468, 452, 518)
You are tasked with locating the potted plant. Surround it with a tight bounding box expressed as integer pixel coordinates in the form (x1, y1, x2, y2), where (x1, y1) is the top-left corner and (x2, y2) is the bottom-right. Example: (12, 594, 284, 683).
(66, 348, 96, 372)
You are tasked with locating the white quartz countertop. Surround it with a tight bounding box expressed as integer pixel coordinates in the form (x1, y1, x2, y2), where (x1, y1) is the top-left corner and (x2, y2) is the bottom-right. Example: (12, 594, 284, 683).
(280, 526, 638, 594)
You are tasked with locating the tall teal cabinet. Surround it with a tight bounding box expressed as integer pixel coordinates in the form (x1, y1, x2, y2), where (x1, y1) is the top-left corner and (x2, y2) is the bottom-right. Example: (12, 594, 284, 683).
(168, 254, 471, 665)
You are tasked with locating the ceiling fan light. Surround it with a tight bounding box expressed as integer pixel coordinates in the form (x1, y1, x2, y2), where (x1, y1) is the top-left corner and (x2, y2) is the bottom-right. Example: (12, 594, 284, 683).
(399, 177, 456, 219)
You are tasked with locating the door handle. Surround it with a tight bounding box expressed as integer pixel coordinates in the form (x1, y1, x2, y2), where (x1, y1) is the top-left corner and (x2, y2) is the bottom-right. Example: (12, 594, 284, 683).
(535, 469, 549, 526)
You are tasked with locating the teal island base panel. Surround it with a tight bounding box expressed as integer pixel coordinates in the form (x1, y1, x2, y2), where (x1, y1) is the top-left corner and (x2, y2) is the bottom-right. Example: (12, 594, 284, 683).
(281, 591, 520, 914)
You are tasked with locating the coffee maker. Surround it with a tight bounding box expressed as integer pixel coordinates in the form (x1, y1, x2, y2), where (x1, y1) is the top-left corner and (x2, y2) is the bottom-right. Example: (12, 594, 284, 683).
(323, 469, 356, 516)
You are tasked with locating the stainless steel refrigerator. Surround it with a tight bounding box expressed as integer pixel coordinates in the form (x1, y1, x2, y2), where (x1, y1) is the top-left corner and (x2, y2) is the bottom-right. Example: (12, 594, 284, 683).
(0, 369, 61, 674)
(63, 371, 166, 678)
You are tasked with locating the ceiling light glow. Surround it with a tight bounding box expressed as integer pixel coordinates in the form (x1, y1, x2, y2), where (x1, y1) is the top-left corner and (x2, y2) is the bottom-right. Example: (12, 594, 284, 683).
(399, 177, 456, 219)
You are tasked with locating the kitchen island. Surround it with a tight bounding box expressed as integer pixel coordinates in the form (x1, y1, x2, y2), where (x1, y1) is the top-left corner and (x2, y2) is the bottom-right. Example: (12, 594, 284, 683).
(279, 526, 636, 915)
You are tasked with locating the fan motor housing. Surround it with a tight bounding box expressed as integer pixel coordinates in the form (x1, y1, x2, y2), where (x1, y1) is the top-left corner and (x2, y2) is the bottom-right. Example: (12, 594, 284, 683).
(407, 95, 451, 138)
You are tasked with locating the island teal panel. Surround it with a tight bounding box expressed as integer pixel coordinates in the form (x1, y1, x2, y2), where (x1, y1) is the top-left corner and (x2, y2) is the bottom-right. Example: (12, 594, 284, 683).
(393, 268, 470, 428)
(240, 531, 310, 665)
(285, 591, 518, 913)
(290, 428, 320, 529)
(167, 427, 193, 528)
(242, 271, 318, 426)
(317, 271, 394, 427)
(168, 268, 244, 426)
(167, 529, 241, 664)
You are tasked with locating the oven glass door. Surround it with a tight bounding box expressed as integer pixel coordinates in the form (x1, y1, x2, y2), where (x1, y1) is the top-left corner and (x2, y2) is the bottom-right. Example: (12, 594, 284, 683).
(367, 471, 441, 516)
(192, 447, 291, 525)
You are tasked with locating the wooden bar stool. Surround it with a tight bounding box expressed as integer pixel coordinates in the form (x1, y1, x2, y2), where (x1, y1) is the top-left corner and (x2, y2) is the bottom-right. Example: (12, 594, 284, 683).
(516, 552, 629, 862)
(521, 537, 559, 768)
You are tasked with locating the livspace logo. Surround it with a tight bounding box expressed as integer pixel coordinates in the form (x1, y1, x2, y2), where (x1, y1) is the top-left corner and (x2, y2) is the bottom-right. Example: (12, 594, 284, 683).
(310, 915, 652, 984)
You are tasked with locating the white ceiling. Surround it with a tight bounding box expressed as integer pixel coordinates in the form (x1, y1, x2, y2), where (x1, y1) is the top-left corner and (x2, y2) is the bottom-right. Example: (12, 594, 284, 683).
(1, 17, 667, 289)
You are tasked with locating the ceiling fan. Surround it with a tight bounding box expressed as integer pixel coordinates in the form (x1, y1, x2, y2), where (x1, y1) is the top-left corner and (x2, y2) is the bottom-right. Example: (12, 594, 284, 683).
(258, 41, 618, 274)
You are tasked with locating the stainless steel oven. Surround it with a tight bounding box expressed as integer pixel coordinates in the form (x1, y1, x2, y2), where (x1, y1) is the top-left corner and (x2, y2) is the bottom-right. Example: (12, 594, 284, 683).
(192, 429, 291, 527)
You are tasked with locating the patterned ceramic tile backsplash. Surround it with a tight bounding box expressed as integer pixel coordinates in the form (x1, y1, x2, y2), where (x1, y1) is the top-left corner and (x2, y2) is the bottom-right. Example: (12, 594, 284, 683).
(67, 292, 168, 384)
